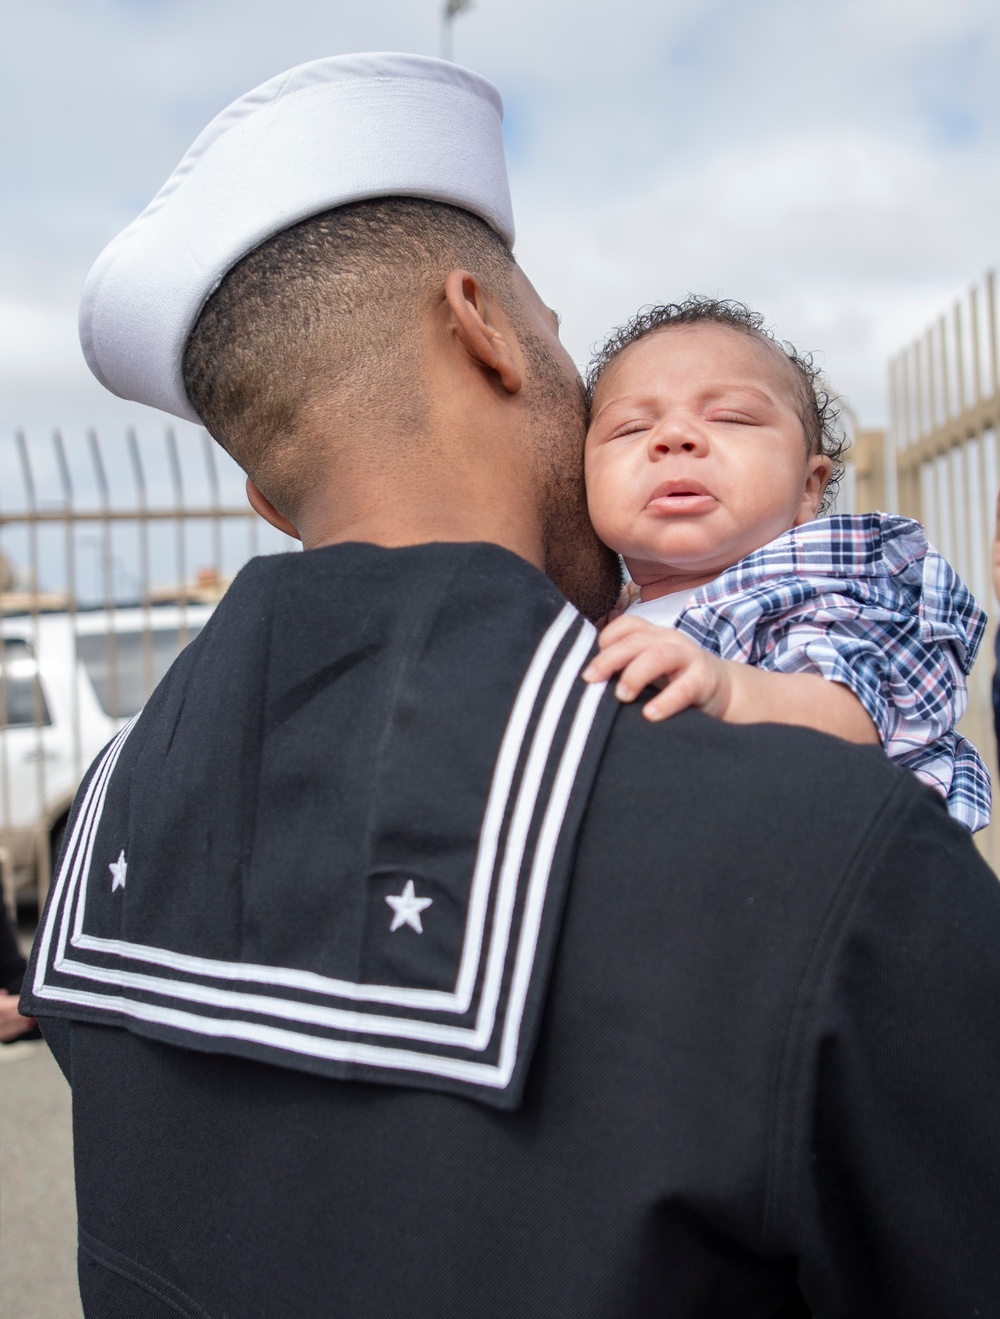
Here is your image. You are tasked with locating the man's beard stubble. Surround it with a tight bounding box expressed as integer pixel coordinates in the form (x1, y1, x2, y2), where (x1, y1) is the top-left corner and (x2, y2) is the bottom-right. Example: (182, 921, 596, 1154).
(521, 332, 622, 621)
(543, 470, 622, 622)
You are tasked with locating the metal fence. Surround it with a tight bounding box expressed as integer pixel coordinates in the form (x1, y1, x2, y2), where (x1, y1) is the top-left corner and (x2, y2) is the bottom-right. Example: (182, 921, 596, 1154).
(886, 269, 1000, 870)
(0, 425, 297, 912)
(6, 323, 1000, 906)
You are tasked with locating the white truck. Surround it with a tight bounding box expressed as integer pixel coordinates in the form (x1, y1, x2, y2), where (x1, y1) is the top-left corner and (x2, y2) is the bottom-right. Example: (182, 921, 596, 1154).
(0, 604, 214, 908)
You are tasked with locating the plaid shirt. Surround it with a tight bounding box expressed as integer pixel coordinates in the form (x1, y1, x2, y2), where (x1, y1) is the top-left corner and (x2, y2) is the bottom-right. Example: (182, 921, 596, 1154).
(651, 513, 991, 832)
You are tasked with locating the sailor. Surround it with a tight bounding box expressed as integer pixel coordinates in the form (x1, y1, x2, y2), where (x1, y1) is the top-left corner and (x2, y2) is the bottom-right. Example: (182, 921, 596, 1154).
(23, 53, 1000, 1318)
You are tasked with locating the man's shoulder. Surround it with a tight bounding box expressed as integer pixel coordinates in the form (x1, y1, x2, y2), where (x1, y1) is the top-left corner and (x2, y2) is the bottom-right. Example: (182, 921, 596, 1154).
(589, 703, 935, 884)
(603, 701, 908, 801)
(565, 704, 978, 1055)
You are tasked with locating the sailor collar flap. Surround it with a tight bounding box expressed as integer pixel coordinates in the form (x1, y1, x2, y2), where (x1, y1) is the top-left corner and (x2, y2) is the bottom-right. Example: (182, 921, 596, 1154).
(24, 543, 618, 1109)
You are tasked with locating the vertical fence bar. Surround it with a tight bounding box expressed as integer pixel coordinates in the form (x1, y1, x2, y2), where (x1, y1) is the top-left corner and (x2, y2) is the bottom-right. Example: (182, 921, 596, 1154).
(952, 444, 971, 588)
(894, 277, 1000, 871)
(202, 430, 223, 586)
(14, 430, 50, 905)
(890, 437, 904, 520)
(973, 424, 990, 606)
(127, 429, 155, 701)
(902, 358, 918, 517)
(980, 421, 1000, 857)
(985, 429, 999, 548)
(886, 357, 901, 516)
(904, 348, 918, 516)
(935, 450, 945, 554)
(87, 428, 119, 720)
(0, 426, 274, 908)
(908, 349, 921, 517)
(959, 291, 979, 597)
(970, 285, 983, 406)
(925, 326, 938, 432)
(939, 315, 951, 424)
(919, 458, 933, 540)
(166, 428, 188, 645)
(927, 453, 940, 551)
(918, 340, 934, 437)
(901, 351, 912, 453)
(889, 355, 900, 451)
(987, 270, 999, 399)
(52, 429, 83, 783)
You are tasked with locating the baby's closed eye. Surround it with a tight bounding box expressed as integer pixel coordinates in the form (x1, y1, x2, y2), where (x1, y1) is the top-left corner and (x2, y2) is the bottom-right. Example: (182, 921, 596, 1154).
(606, 419, 653, 440)
(705, 409, 759, 425)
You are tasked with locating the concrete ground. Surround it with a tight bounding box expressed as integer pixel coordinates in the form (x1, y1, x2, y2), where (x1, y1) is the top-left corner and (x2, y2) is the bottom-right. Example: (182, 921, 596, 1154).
(0, 1037, 82, 1318)
(1, 910, 82, 1318)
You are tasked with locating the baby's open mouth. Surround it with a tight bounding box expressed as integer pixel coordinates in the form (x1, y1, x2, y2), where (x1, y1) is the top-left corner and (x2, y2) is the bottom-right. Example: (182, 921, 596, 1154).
(647, 480, 716, 512)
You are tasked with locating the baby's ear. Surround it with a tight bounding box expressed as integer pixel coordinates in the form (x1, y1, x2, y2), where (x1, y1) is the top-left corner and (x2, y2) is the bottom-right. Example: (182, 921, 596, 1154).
(795, 455, 833, 524)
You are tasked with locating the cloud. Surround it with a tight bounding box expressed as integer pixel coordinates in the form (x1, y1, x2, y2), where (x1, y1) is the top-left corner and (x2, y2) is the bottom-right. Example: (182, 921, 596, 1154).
(2, 0, 1000, 441)
(519, 124, 996, 419)
(0, 300, 80, 379)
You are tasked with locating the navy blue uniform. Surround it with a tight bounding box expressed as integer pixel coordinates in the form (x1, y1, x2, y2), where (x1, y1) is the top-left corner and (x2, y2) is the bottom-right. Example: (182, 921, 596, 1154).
(24, 542, 1000, 1317)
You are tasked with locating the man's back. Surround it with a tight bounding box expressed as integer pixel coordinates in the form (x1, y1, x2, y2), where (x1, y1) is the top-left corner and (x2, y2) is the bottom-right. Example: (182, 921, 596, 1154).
(30, 542, 1000, 1318)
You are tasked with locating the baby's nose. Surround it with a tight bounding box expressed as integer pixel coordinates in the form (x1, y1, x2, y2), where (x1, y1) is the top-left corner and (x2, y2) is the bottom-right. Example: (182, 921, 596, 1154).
(650, 419, 704, 454)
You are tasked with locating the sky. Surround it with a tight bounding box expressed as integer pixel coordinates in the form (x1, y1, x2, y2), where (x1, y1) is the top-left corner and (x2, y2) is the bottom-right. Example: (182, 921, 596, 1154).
(2, 0, 1000, 511)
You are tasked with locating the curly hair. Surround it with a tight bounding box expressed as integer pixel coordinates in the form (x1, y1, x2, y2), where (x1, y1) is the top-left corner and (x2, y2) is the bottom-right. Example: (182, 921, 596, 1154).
(585, 296, 848, 513)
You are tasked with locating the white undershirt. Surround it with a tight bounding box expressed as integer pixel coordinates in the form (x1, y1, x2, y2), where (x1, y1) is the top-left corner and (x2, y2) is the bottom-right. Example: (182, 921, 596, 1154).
(626, 584, 714, 627)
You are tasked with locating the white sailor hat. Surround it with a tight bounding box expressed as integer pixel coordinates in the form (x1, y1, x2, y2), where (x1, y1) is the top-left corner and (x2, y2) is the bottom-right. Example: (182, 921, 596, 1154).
(79, 53, 515, 423)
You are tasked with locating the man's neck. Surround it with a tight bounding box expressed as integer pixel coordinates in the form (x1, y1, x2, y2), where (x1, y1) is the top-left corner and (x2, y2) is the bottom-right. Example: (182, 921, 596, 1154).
(296, 454, 545, 570)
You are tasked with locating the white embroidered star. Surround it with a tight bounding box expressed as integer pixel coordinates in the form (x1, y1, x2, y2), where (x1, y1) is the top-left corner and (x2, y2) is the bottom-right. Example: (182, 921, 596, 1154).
(385, 879, 433, 934)
(109, 849, 128, 893)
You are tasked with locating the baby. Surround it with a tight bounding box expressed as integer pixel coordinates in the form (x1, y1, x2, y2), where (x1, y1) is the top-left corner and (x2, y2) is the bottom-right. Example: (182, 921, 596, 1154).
(580, 297, 991, 831)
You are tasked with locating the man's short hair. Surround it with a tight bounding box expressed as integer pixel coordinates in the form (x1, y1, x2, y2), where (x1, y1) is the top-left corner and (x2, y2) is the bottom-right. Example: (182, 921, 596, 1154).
(182, 198, 516, 515)
(585, 296, 849, 513)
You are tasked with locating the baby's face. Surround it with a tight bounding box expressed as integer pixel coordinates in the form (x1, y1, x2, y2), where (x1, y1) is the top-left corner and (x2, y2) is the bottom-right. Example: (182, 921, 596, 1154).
(584, 323, 831, 595)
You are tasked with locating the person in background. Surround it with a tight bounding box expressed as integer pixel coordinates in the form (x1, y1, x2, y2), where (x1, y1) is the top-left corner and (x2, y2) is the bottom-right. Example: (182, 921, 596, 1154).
(0, 903, 38, 1042)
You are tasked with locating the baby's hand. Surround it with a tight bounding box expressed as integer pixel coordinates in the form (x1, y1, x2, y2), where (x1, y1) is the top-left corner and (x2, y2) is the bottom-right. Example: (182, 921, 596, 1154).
(582, 615, 733, 722)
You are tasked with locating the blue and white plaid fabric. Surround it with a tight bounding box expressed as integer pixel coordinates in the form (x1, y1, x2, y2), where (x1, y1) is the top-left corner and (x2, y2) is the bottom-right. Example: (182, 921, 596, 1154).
(666, 513, 991, 832)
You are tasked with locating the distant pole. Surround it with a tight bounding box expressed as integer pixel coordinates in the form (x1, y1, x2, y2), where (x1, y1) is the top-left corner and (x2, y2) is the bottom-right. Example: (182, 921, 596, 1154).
(441, 0, 474, 62)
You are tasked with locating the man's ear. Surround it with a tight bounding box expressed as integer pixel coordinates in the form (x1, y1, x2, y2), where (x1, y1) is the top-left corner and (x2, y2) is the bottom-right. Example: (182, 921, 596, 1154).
(443, 269, 523, 395)
(793, 455, 834, 525)
(246, 478, 301, 540)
